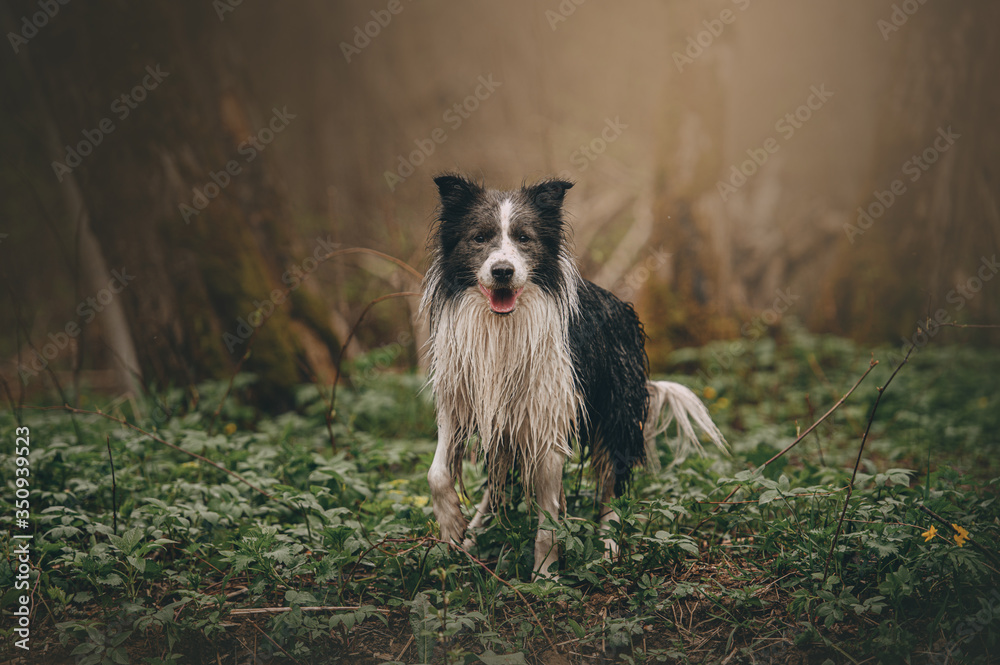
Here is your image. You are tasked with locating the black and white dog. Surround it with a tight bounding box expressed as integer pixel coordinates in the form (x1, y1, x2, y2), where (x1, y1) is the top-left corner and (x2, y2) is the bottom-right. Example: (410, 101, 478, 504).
(422, 174, 726, 578)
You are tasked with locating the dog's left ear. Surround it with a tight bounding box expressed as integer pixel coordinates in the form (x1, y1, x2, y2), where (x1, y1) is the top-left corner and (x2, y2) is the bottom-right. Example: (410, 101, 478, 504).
(526, 179, 573, 213)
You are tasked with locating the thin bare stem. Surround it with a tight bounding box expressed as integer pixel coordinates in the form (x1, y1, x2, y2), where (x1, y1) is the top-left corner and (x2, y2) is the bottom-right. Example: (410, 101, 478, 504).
(229, 606, 389, 615)
(324, 291, 421, 452)
(318, 247, 424, 283)
(420, 536, 558, 653)
(762, 357, 877, 468)
(106, 435, 118, 534)
(249, 622, 302, 665)
(935, 322, 1000, 329)
(689, 359, 878, 536)
(824, 344, 915, 580)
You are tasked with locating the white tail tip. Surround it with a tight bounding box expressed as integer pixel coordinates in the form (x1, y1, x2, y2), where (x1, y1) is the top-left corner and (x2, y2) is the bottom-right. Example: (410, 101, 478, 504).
(645, 380, 728, 468)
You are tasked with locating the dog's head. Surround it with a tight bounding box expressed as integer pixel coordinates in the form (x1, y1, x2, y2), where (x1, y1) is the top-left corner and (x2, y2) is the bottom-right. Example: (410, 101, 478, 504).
(431, 174, 573, 315)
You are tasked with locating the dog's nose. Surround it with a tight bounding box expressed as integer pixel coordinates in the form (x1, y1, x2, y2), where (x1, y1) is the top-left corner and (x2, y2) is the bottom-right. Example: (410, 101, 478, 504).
(491, 261, 515, 282)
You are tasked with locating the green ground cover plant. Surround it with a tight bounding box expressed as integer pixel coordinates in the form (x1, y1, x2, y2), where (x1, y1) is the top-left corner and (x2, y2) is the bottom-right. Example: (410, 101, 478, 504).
(1, 322, 998, 663)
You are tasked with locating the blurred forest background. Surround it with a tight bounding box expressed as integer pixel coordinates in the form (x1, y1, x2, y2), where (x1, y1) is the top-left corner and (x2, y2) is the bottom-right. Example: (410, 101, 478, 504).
(1, 0, 997, 409)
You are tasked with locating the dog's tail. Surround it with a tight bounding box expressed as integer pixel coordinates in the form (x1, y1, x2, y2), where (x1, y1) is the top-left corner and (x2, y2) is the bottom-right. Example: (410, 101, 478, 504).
(644, 380, 728, 470)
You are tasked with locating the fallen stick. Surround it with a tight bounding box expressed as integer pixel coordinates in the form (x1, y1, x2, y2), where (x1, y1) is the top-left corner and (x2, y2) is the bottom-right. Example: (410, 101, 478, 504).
(229, 606, 390, 616)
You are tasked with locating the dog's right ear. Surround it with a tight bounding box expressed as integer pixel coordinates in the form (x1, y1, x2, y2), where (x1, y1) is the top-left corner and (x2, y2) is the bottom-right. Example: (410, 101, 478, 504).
(434, 174, 483, 214)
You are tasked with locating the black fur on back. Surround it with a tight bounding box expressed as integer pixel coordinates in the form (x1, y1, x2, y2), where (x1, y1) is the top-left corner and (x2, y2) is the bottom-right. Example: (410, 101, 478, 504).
(569, 279, 650, 495)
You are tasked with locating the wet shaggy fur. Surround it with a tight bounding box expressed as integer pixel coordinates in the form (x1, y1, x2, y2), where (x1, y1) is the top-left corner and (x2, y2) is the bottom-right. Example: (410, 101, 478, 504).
(421, 174, 726, 577)
(569, 279, 650, 496)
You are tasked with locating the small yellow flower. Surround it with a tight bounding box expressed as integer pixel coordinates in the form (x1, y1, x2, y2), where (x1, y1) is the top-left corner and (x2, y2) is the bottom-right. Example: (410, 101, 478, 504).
(921, 525, 938, 542)
(410, 495, 430, 508)
(224, 423, 237, 435)
(952, 524, 970, 548)
(716, 397, 730, 410)
(703, 386, 718, 400)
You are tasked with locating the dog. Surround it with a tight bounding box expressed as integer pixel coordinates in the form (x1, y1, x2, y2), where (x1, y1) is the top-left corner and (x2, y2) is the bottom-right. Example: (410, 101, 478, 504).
(421, 174, 726, 578)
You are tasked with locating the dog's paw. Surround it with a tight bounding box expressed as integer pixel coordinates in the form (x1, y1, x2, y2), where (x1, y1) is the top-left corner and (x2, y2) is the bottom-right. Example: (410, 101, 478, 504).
(432, 492, 468, 545)
(438, 514, 468, 545)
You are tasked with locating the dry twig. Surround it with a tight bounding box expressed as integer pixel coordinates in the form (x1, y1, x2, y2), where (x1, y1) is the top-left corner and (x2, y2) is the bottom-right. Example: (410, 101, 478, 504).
(229, 606, 390, 616)
(689, 359, 878, 536)
(823, 344, 915, 579)
(249, 621, 302, 665)
(324, 291, 421, 451)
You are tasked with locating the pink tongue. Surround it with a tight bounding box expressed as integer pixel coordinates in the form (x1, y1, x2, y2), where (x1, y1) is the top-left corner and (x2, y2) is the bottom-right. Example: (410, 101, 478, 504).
(481, 285, 523, 313)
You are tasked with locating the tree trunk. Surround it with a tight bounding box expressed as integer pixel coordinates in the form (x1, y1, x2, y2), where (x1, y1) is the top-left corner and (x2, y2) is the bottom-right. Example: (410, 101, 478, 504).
(4, 1, 340, 409)
(822, 2, 1000, 343)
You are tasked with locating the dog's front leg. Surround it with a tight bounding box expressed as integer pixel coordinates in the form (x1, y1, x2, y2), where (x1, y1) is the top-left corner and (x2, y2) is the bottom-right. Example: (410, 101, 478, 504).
(428, 419, 466, 544)
(532, 450, 566, 579)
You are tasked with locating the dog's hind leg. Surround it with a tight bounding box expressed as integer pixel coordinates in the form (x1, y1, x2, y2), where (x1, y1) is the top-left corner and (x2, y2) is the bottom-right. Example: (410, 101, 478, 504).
(593, 448, 620, 558)
(597, 483, 620, 558)
(428, 418, 467, 544)
(461, 485, 492, 550)
(532, 450, 566, 579)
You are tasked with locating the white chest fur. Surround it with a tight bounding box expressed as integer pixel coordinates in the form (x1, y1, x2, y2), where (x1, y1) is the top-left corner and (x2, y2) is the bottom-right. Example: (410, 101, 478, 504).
(427, 287, 580, 484)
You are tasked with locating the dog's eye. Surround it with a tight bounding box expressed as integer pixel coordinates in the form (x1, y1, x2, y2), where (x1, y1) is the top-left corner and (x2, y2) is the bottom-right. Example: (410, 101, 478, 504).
(518, 234, 531, 244)
(473, 234, 486, 244)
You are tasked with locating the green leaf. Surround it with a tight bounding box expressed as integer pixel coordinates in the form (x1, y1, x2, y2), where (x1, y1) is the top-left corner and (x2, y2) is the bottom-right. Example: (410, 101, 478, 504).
(126, 555, 146, 573)
(409, 593, 435, 663)
(759, 490, 779, 505)
(46, 525, 83, 540)
(97, 573, 124, 587)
